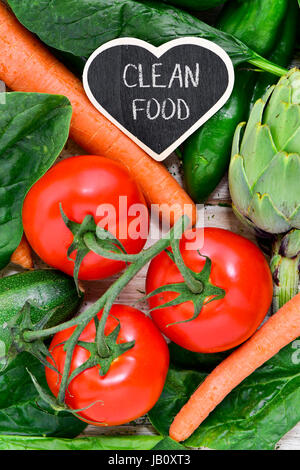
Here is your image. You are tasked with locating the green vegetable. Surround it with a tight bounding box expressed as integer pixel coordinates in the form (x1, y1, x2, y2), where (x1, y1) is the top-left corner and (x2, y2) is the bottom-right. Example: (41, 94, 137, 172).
(182, 0, 290, 202)
(148, 341, 300, 450)
(249, 1, 299, 109)
(149, 367, 206, 438)
(229, 69, 300, 311)
(0, 92, 71, 270)
(0, 433, 162, 450)
(0, 269, 81, 370)
(0, 352, 85, 437)
(151, 436, 186, 450)
(217, 0, 288, 55)
(158, 0, 227, 10)
(183, 72, 254, 201)
(169, 342, 230, 370)
(7, 0, 284, 73)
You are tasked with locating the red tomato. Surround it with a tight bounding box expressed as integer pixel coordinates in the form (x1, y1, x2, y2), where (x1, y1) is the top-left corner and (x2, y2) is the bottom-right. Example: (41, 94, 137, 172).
(23, 156, 148, 280)
(146, 228, 273, 353)
(46, 305, 169, 426)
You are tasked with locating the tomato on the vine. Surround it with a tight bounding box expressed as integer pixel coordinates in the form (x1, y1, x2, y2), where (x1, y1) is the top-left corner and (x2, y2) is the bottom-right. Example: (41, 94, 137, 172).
(45, 305, 169, 426)
(23, 155, 148, 280)
(146, 228, 273, 353)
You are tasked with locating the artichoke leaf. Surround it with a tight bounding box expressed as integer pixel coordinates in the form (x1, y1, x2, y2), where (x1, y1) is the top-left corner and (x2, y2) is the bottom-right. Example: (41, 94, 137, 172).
(253, 152, 300, 219)
(289, 205, 300, 229)
(241, 124, 277, 188)
(231, 121, 245, 157)
(228, 153, 252, 216)
(289, 70, 300, 104)
(232, 204, 258, 233)
(282, 113, 300, 153)
(263, 84, 291, 123)
(249, 192, 291, 234)
(265, 102, 300, 151)
(240, 95, 273, 150)
(261, 84, 276, 103)
(280, 229, 300, 258)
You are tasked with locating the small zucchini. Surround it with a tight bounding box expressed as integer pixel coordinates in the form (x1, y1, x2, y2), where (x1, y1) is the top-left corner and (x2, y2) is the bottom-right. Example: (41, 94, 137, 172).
(0, 269, 81, 370)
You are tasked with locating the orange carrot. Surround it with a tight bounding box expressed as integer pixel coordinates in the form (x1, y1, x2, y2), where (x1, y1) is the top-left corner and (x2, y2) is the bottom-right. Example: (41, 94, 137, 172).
(10, 235, 33, 269)
(170, 292, 300, 442)
(0, 3, 196, 226)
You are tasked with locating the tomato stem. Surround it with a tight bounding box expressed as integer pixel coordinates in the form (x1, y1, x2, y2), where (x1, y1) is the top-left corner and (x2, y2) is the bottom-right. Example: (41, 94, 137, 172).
(59, 204, 130, 294)
(25, 216, 191, 343)
(24, 216, 191, 404)
(170, 225, 203, 294)
(83, 232, 141, 262)
(57, 295, 107, 404)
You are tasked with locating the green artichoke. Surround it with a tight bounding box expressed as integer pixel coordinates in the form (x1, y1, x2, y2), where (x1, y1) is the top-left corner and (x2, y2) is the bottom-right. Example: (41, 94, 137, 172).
(229, 68, 300, 311)
(229, 68, 300, 234)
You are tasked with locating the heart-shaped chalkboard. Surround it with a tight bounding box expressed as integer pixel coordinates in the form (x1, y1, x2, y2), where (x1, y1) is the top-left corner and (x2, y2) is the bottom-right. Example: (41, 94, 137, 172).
(83, 38, 234, 161)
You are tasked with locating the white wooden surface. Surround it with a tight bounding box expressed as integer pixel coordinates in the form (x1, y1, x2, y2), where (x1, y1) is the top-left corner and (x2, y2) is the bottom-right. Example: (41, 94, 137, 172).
(45, 141, 299, 450)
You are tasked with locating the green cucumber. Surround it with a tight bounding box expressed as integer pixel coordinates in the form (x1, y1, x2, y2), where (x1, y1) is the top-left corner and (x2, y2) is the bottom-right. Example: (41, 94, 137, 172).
(0, 269, 81, 370)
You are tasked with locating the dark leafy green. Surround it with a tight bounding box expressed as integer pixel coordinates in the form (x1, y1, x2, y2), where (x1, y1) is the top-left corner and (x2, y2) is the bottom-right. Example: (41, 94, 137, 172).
(0, 434, 162, 450)
(8, 0, 257, 66)
(158, 1, 227, 10)
(169, 342, 231, 371)
(149, 367, 206, 437)
(0, 352, 85, 437)
(151, 436, 187, 450)
(0, 92, 71, 269)
(148, 341, 300, 450)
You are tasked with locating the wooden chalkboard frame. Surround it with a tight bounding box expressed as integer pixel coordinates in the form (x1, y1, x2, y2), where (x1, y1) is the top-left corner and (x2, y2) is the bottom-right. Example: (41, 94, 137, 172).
(83, 37, 235, 162)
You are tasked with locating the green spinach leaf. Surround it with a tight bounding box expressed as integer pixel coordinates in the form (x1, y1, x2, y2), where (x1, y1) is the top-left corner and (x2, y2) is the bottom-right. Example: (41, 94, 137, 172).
(0, 92, 71, 269)
(0, 352, 85, 437)
(151, 436, 187, 450)
(148, 341, 300, 450)
(159, 1, 227, 10)
(169, 342, 231, 371)
(0, 434, 162, 450)
(149, 367, 206, 437)
(8, 0, 256, 66)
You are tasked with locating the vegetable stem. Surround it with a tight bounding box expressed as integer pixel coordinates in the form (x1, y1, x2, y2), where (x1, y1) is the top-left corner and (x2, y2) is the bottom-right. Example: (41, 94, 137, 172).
(270, 232, 300, 312)
(24, 216, 190, 344)
(83, 232, 141, 262)
(57, 215, 190, 402)
(24, 216, 190, 403)
(248, 56, 288, 77)
(170, 227, 203, 294)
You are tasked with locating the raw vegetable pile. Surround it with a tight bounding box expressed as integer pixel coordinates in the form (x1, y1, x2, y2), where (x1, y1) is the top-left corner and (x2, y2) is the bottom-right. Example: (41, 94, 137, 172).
(0, 0, 299, 451)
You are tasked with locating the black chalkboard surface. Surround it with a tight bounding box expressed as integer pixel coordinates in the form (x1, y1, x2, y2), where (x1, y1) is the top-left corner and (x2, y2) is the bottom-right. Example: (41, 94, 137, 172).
(83, 38, 234, 161)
